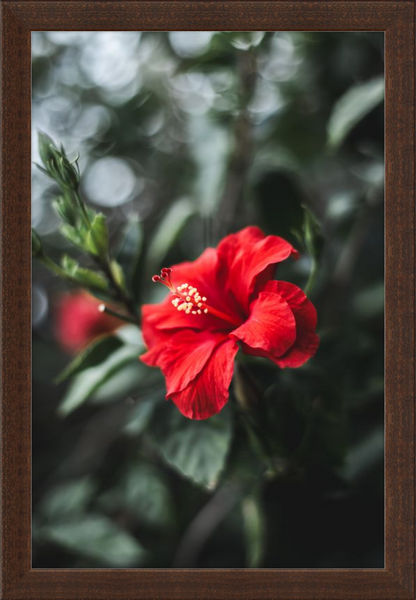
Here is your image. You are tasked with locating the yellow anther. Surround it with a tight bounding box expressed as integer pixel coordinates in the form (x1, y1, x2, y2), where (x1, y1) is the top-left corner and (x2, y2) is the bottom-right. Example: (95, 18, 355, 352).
(192, 311, 197, 315)
(197, 302, 202, 308)
(197, 310, 202, 314)
(186, 309, 191, 314)
(202, 296, 207, 302)
(186, 296, 191, 302)
(204, 308, 208, 314)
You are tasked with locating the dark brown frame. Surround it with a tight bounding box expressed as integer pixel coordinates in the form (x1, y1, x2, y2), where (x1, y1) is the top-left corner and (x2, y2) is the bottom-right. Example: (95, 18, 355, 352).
(1, 1, 415, 599)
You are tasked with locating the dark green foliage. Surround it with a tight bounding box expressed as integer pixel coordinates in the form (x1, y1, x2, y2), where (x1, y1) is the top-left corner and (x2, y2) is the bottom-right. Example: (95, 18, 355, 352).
(32, 31, 384, 569)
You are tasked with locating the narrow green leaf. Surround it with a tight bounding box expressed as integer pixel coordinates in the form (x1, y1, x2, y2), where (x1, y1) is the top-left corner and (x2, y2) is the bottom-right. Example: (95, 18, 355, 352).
(328, 76, 384, 149)
(38, 131, 57, 167)
(55, 335, 124, 384)
(146, 199, 194, 277)
(58, 344, 140, 415)
(242, 492, 265, 568)
(32, 228, 43, 257)
(53, 195, 78, 226)
(149, 402, 232, 488)
(85, 213, 109, 258)
(110, 259, 127, 291)
(115, 217, 143, 299)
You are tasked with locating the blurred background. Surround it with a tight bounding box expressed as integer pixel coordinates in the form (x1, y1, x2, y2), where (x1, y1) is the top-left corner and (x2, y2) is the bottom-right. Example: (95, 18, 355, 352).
(32, 32, 385, 568)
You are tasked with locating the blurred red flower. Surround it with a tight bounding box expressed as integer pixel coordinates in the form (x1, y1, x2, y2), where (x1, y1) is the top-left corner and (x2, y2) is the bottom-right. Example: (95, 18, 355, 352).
(141, 226, 319, 420)
(55, 291, 120, 354)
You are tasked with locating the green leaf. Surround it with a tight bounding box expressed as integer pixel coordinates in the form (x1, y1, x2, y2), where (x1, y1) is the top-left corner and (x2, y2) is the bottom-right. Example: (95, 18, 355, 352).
(149, 402, 232, 488)
(39, 514, 147, 567)
(342, 426, 384, 483)
(61, 254, 79, 276)
(53, 195, 78, 227)
(115, 217, 143, 300)
(302, 204, 323, 261)
(60, 224, 86, 250)
(110, 259, 127, 292)
(146, 199, 194, 277)
(40, 478, 96, 520)
(58, 344, 141, 415)
(85, 213, 109, 259)
(242, 491, 265, 568)
(123, 392, 164, 437)
(100, 464, 173, 528)
(38, 131, 57, 167)
(55, 335, 124, 384)
(31, 228, 43, 257)
(75, 268, 109, 291)
(327, 76, 384, 149)
(61, 254, 109, 292)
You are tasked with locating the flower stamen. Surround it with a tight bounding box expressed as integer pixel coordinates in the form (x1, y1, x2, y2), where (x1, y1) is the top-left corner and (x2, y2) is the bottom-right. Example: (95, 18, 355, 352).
(152, 268, 240, 326)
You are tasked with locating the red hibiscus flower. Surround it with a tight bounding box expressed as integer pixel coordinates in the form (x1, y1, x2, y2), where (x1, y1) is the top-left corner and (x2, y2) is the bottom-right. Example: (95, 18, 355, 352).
(55, 291, 121, 354)
(140, 226, 319, 420)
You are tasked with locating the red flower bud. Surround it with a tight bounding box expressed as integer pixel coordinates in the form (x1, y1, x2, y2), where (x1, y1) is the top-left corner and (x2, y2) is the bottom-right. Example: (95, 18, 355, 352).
(55, 291, 121, 354)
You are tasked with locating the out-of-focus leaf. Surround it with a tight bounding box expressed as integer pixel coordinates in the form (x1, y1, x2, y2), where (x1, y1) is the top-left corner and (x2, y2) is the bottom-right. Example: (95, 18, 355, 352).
(296, 402, 347, 468)
(90, 362, 148, 406)
(60, 225, 86, 250)
(55, 335, 124, 384)
(32, 227, 43, 257)
(146, 199, 194, 276)
(39, 514, 147, 567)
(40, 478, 96, 520)
(53, 195, 78, 227)
(302, 204, 324, 262)
(100, 464, 173, 528)
(342, 426, 384, 483)
(85, 213, 109, 259)
(115, 216, 143, 300)
(327, 76, 384, 148)
(149, 402, 232, 489)
(61, 254, 109, 291)
(59, 344, 141, 416)
(188, 114, 230, 214)
(74, 268, 109, 291)
(242, 491, 265, 568)
(110, 259, 127, 292)
(252, 170, 304, 239)
(353, 281, 384, 320)
(123, 392, 164, 437)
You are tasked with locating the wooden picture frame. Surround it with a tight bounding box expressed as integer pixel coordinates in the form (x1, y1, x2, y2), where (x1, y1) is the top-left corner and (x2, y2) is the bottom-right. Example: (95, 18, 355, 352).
(1, 1, 414, 598)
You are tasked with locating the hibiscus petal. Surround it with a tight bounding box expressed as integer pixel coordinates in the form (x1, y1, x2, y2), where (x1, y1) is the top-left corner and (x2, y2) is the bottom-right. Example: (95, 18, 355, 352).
(217, 226, 299, 309)
(260, 281, 319, 368)
(169, 338, 239, 420)
(232, 291, 296, 357)
(141, 330, 228, 395)
(141, 247, 241, 344)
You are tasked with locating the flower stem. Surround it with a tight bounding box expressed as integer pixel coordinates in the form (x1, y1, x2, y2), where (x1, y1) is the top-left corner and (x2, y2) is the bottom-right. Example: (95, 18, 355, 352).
(233, 363, 278, 475)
